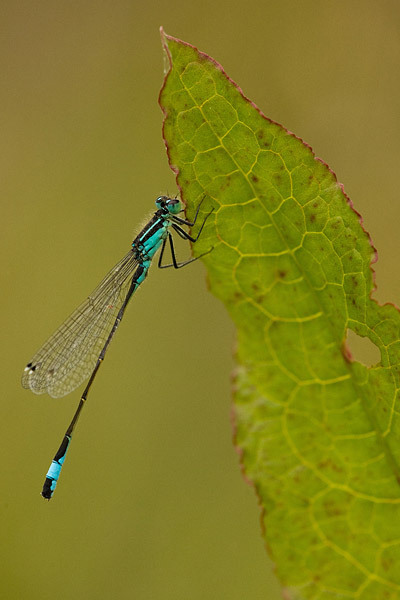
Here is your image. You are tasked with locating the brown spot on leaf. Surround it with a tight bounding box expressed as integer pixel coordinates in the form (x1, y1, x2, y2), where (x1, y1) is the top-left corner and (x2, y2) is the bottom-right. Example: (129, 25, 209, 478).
(221, 176, 231, 190)
(318, 458, 343, 473)
(322, 498, 345, 517)
(380, 556, 394, 572)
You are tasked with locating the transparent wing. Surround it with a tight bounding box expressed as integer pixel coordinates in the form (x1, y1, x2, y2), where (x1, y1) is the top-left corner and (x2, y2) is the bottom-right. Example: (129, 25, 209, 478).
(22, 250, 139, 398)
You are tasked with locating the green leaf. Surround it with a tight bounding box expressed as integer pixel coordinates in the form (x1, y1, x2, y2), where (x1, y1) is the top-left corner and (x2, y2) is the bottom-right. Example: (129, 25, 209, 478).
(159, 29, 400, 599)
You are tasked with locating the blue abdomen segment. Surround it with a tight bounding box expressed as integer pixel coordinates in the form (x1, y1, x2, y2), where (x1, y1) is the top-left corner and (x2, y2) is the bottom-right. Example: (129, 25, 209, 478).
(41, 434, 71, 499)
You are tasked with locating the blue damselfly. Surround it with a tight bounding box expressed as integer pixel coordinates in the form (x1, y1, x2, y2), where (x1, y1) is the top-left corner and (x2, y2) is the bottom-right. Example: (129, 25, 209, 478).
(22, 196, 212, 499)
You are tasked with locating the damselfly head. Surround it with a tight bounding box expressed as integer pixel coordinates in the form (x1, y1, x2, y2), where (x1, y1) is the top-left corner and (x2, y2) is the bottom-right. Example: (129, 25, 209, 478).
(155, 196, 182, 215)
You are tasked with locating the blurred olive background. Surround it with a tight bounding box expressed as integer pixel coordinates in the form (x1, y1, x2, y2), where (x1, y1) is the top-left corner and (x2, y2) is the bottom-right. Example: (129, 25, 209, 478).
(2, 1, 400, 599)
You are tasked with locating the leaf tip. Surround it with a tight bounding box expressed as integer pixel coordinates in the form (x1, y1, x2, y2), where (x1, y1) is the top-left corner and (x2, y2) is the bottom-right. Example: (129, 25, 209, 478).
(159, 27, 172, 78)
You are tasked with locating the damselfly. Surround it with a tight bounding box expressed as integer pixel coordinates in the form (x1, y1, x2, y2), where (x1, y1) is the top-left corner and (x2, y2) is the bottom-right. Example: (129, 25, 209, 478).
(22, 196, 213, 499)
